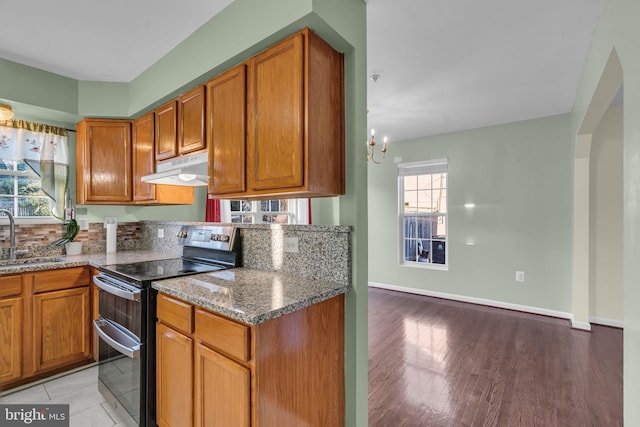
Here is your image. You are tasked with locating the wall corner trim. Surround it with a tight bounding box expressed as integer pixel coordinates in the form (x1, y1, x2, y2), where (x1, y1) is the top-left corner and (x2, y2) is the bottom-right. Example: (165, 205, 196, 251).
(571, 319, 592, 331)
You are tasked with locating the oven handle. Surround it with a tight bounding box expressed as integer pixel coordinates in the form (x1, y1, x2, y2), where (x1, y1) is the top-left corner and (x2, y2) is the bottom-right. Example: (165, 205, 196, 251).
(93, 318, 141, 359)
(93, 274, 141, 301)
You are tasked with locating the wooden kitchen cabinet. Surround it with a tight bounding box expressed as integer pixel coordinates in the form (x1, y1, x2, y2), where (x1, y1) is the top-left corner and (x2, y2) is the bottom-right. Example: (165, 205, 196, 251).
(0, 267, 93, 391)
(156, 293, 194, 427)
(155, 101, 178, 161)
(207, 64, 247, 195)
(155, 291, 344, 427)
(208, 28, 344, 199)
(178, 85, 206, 155)
(76, 119, 132, 204)
(194, 342, 250, 427)
(33, 286, 91, 373)
(132, 112, 195, 205)
(155, 86, 206, 162)
(0, 275, 24, 386)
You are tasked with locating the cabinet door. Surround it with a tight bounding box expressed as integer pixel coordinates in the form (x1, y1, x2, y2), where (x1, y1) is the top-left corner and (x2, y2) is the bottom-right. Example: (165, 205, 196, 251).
(179, 86, 206, 155)
(33, 287, 91, 373)
(132, 112, 156, 202)
(0, 297, 23, 385)
(155, 101, 178, 161)
(207, 65, 246, 195)
(156, 322, 193, 427)
(247, 33, 305, 191)
(194, 342, 250, 427)
(77, 120, 132, 203)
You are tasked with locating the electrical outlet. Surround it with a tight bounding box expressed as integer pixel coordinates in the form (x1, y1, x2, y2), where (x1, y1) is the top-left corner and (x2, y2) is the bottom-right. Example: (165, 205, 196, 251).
(158, 228, 165, 239)
(515, 271, 525, 282)
(283, 237, 299, 253)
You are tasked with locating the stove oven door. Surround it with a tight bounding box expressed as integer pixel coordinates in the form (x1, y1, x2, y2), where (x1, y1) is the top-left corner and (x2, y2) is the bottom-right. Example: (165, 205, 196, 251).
(93, 273, 147, 426)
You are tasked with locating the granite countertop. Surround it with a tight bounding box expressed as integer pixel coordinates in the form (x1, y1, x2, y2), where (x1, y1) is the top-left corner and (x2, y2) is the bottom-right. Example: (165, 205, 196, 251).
(151, 267, 350, 325)
(0, 250, 176, 275)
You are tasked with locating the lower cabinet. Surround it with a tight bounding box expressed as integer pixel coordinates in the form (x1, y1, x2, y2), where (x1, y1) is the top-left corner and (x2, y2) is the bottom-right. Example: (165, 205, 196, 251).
(0, 267, 92, 391)
(33, 286, 91, 373)
(156, 291, 344, 427)
(156, 322, 194, 427)
(194, 342, 250, 427)
(0, 295, 22, 384)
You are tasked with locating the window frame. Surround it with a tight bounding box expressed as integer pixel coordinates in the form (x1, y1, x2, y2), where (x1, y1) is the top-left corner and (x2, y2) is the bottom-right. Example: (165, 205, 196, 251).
(0, 160, 56, 222)
(398, 159, 449, 270)
(220, 198, 310, 225)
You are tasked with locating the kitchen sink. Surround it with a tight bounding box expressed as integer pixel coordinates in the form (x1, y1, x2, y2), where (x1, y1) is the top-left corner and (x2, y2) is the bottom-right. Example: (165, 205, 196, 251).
(0, 257, 64, 267)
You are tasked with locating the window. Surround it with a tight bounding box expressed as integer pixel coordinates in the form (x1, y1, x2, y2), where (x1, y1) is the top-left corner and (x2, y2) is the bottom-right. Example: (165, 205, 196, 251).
(221, 199, 310, 225)
(0, 159, 52, 217)
(399, 159, 447, 268)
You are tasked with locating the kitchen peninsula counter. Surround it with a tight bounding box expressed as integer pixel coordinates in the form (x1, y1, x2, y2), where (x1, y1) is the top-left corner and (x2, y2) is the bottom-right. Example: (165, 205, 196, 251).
(151, 268, 350, 325)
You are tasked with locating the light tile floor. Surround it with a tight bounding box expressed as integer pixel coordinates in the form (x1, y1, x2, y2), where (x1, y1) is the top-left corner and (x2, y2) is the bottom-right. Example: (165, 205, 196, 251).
(0, 365, 136, 427)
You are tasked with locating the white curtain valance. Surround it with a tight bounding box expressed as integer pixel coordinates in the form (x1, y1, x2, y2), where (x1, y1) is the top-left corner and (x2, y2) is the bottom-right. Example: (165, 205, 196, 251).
(0, 119, 69, 218)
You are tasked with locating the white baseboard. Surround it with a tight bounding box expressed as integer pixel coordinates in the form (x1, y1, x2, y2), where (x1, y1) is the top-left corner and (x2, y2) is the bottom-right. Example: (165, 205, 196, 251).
(571, 319, 592, 331)
(589, 316, 624, 329)
(368, 281, 573, 322)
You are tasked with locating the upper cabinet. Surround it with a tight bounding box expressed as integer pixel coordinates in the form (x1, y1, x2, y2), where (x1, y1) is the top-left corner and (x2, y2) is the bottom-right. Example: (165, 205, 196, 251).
(207, 65, 247, 196)
(76, 119, 132, 204)
(155, 101, 178, 161)
(178, 86, 206, 155)
(208, 28, 345, 199)
(156, 86, 206, 162)
(76, 117, 194, 206)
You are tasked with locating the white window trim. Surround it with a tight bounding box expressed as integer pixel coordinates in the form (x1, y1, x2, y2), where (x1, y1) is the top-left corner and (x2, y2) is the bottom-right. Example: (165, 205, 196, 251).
(220, 199, 309, 225)
(398, 158, 448, 270)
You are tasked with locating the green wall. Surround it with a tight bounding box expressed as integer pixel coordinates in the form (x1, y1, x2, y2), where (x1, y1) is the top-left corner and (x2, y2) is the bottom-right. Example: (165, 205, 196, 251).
(368, 114, 574, 312)
(572, 0, 640, 423)
(1, 0, 368, 424)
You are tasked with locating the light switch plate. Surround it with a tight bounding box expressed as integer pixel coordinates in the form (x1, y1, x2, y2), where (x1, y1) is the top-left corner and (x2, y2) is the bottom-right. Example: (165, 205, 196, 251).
(284, 237, 299, 253)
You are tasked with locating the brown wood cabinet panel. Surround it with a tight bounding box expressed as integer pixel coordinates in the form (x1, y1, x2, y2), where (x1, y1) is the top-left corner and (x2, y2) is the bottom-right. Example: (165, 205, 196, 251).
(207, 65, 247, 195)
(194, 342, 250, 427)
(132, 114, 194, 205)
(0, 297, 22, 385)
(156, 322, 193, 427)
(33, 286, 91, 373)
(195, 308, 250, 363)
(247, 32, 305, 192)
(76, 119, 132, 204)
(0, 275, 22, 298)
(178, 86, 206, 155)
(155, 101, 178, 161)
(132, 112, 156, 202)
(253, 294, 345, 426)
(157, 293, 193, 335)
(33, 267, 90, 294)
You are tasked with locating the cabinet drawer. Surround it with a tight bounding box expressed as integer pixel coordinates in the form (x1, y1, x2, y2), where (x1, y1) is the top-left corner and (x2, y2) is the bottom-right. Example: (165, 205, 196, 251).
(195, 309, 250, 362)
(33, 267, 90, 294)
(0, 275, 22, 298)
(157, 293, 193, 334)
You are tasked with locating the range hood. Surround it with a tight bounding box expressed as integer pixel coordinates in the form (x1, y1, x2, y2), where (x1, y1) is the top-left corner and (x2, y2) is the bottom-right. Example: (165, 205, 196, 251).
(141, 152, 209, 187)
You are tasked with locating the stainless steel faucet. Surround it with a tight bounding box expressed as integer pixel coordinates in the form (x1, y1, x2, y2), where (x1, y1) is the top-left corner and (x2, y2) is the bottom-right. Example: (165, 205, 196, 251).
(0, 209, 16, 260)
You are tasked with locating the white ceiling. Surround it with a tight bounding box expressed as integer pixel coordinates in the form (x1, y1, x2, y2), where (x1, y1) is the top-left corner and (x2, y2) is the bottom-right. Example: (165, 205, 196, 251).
(1, 0, 602, 142)
(367, 0, 602, 142)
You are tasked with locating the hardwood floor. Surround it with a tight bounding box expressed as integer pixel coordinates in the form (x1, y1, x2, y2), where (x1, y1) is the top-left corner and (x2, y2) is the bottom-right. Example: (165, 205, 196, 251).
(368, 287, 623, 427)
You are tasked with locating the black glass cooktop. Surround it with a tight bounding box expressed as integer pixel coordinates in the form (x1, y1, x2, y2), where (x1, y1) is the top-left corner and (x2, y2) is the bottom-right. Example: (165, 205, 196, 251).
(99, 258, 227, 287)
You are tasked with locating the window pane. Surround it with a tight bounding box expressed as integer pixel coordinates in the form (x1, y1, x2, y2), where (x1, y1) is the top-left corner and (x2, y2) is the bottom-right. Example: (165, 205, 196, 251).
(230, 200, 241, 211)
(262, 214, 290, 224)
(230, 214, 252, 223)
(0, 176, 14, 195)
(432, 240, 446, 264)
(404, 176, 417, 191)
(260, 200, 269, 211)
(18, 197, 51, 216)
(403, 191, 418, 214)
(18, 176, 46, 196)
(435, 215, 446, 238)
(404, 239, 418, 262)
(404, 216, 418, 239)
(432, 173, 446, 190)
(0, 198, 14, 213)
(417, 174, 431, 190)
(417, 189, 432, 213)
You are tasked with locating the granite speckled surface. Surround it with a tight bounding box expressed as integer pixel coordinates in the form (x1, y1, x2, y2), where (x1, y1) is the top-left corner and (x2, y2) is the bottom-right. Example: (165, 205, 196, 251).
(151, 268, 350, 325)
(0, 251, 176, 275)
